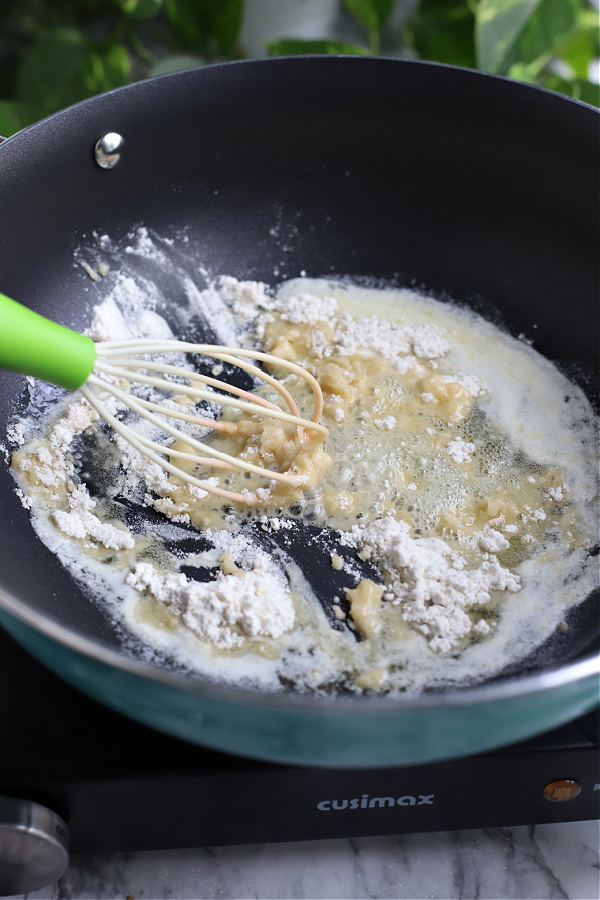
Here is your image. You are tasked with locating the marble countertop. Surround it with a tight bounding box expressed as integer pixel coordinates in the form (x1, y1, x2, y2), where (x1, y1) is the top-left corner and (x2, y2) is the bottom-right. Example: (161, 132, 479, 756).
(14, 818, 599, 900)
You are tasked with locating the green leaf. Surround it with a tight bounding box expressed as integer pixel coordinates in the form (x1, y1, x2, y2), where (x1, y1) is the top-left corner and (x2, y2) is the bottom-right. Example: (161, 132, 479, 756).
(266, 39, 371, 57)
(514, 0, 579, 68)
(149, 54, 204, 76)
(559, 33, 594, 79)
(371, 0, 398, 28)
(343, 0, 380, 51)
(476, 0, 543, 73)
(404, 0, 477, 69)
(164, 0, 243, 54)
(0, 100, 41, 137)
(573, 78, 600, 107)
(475, 0, 580, 75)
(556, 8, 599, 79)
(119, 0, 163, 19)
(544, 73, 600, 106)
(15, 27, 132, 115)
(507, 60, 539, 82)
(16, 27, 90, 113)
(343, 0, 380, 30)
(81, 42, 132, 95)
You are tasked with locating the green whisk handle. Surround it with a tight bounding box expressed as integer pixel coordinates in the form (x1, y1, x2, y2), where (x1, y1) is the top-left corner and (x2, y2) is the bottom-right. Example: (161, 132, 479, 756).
(0, 292, 96, 391)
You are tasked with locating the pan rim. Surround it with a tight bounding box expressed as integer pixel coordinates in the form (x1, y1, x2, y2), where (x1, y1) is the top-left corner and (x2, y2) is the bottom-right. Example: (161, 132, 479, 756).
(0, 54, 598, 157)
(0, 582, 597, 713)
(0, 55, 597, 718)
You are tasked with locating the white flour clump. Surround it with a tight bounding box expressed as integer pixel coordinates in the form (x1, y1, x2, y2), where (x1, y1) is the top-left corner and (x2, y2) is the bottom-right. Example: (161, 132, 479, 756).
(479, 528, 511, 554)
(217, 276, 276, 331)
(126, 557, 295, 649)
(442, 372, 487, 398)
(255, 289, 451, 368)
(49, 402, 98, 455)
(16, 399, 98, 490)
(374, 416, 397, 431)
(13, 395, 138, 551)
(349, 518, 521, 653)
(325, 312, 450, 365)
(53, 484, 135, 550)
(275, 292, 338, 326)
(446, 437, 476, 464)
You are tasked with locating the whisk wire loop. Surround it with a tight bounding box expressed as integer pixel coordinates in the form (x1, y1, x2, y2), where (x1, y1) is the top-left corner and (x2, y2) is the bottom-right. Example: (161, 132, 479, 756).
(94, 357, 284, 413)
(83, 340, 328, 505)
(85, 373, 307, 484)
(79, 384, 259, 505)
(94, 340, 325, 427)
(92, 360, 322, 433)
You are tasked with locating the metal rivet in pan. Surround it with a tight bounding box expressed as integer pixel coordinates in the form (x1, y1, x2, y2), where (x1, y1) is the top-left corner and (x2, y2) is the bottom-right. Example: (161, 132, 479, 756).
(94, 132, 125, 169)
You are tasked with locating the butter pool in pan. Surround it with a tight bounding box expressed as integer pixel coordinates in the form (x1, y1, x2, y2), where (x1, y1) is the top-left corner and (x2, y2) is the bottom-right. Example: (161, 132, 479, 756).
(8, 232, 599, 698)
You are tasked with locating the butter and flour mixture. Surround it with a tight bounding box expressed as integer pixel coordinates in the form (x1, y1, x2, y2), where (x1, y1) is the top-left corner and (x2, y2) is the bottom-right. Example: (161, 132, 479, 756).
(6, 230, 598, 695)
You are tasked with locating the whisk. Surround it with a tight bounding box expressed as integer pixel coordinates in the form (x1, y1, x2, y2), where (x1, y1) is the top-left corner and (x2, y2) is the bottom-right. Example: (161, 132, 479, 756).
(0, 292, 328, 505)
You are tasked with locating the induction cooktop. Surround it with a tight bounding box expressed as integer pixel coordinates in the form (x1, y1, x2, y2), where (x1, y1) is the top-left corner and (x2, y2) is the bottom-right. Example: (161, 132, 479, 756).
(1, 623, 598, 893)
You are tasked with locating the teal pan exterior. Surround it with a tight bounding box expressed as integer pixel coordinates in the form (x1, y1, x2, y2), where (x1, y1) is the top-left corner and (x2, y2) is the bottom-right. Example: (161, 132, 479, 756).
(0, 608, 597, 768)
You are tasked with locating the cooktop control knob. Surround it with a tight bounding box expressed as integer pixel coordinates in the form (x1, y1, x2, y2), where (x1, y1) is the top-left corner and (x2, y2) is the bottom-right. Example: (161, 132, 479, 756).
(0, 796, 69, 895)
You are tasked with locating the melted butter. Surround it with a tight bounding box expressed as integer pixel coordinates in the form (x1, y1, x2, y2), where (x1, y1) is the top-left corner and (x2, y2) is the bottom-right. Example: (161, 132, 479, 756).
(354, 666, 388, 691)
(345, 580, 384, 639)
(9, 275, 598, 697)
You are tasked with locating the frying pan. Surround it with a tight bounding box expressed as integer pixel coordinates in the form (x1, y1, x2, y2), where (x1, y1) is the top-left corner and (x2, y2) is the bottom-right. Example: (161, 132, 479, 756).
(0, 57, 597, 768)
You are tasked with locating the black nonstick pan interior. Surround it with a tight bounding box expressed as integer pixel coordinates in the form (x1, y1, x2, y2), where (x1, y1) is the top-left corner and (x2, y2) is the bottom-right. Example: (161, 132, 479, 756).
(0, 57, 597, 766)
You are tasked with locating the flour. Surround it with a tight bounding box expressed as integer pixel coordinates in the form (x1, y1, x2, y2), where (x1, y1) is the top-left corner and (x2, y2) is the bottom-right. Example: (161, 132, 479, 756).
(88, 287, 174, 343)
(6, 419, 26, 445)
(217, 276, 274, 326)
(479, 528, 511, 553)
(6, 234, 598, 696)
(13, 487, 32, 510)
(375, 416, 396, 431)
(19, 445, 69, 489)
(445, 437, 475, 464)
(274, 291, 338, 326)
(16, 398, 97, 490)
(547, 485, 567, 501)
(329, 311, 449, 362)
(123, 226, 170, 266)
(442, 372, 486, 398)
(49, 402, 98, 453)
(53, 484, 135, 550)
(255, 289, 450, 369)
(13, 394, 140, 550)
(126, 556, 294, 649)
(348, 518, 520, 653)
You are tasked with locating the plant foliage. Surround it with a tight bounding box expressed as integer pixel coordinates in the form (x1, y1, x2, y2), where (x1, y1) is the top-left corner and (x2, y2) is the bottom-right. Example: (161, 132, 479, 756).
(0, 0, 597, 136)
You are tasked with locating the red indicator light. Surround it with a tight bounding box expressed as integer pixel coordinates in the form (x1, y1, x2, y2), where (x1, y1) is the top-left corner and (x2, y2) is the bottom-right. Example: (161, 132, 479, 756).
(543, 780, 582, 802)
